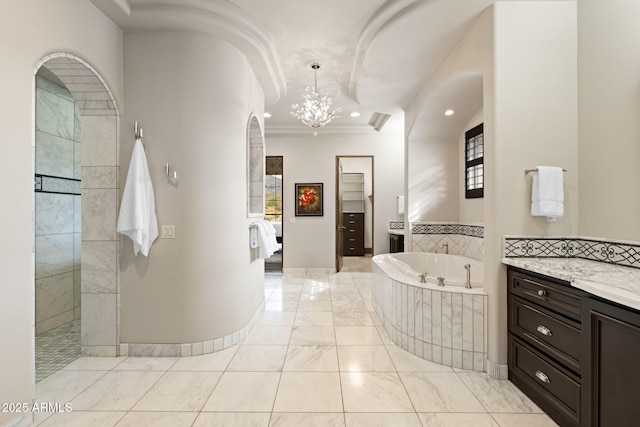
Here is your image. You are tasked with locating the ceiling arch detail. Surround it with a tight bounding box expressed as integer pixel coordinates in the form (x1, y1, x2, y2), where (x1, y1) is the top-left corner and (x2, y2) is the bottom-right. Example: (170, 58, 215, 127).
(91, 0, 286, 105)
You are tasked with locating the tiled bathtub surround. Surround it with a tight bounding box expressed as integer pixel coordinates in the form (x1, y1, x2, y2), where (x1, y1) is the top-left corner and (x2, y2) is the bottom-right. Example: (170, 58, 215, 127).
(504, 236, 640, 270)
(411, 221, 484, 261)
(372, 263, 488, 372)
(388, 220, 404, 231)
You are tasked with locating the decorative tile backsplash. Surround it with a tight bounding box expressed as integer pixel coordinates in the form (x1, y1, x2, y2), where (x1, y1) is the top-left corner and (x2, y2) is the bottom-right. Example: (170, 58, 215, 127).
(504, 236, 640, 269)
(388, 220, 404, 230)
(409, 222, 484, 261)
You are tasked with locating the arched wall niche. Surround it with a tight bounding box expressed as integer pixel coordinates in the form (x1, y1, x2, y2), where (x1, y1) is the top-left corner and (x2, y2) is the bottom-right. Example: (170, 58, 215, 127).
(247, 114, 265, 217)
(33, 52, 121, 357)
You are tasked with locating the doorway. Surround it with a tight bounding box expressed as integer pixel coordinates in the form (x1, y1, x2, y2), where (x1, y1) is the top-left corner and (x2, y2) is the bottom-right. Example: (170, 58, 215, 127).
(335, 156, 374, 272)
(33, 53, 121, 382)
(265, 156, 283, 271)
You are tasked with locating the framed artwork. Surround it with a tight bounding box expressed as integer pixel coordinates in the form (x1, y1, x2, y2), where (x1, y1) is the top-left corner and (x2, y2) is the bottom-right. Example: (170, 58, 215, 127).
(295, 183, 323, 216)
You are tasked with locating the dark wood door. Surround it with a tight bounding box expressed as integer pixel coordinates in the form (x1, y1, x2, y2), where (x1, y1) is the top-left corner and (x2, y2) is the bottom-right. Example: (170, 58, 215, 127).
(582, 297, 640, 427)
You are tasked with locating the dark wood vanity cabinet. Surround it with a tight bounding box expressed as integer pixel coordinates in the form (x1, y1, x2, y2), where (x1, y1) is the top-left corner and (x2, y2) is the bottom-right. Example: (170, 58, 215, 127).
(582, 297, 640, 427)
(343, 212, 364, 256)
(507, 267, 586, 427)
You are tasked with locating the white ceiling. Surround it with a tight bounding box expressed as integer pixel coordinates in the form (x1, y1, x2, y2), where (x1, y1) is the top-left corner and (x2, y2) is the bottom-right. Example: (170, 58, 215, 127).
(90, 0, 507, 135)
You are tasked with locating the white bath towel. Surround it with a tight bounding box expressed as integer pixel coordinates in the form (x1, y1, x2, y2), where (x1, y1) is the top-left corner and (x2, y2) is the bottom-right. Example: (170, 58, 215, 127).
(117, 139, 158, 256)
(251, 220, 279, 259)
(531, 166, 564, 222)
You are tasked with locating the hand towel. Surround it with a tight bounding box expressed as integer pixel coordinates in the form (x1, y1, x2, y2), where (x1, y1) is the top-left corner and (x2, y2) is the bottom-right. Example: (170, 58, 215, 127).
(531, 166, 564, 222)
(251, 220, 279, 259)
(117, 139, 158, 256)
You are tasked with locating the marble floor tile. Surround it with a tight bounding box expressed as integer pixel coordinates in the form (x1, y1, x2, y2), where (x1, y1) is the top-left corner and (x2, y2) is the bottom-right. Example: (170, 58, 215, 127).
(337, 346, 395, 372)
(335, 327, 383, 345)
(227, 345, 287, 371)
(400, 372, 485, 412)
(344, 413, 422, 427)
(61, 356, 123, 371)
(417, 413, 499, 426)
(116, 411, 198, 427)
(457, 373, 543, 413)
(193, 412, 271, 427)
(114, 357, 178, 371)
(244, 327, 292, 345)
(333, 311, 374, 327)
(265, 300, 299, 312)
(295, 311, 335, 326)
(332, 300, 369, 312)
(170, 346, 238, 371)
(340, 372, 414, 412)
(202, 372, 280, 412)
(36, 411, 125, 427)
(386, 346, 453, 372)
(273, 372, 343, 412)
(297, 300, 333, 312)
(283, 345, 339, 371)
(133, 371, 222, 411)
(70, 371, 164, 410)
(289, 326, 336, 345)
(270, 413, 345, 427)
(31, 269, 561, 427)
(255, 311, 297, 327)
(35, 369, 107, 405)
(491, 413, 559, 427)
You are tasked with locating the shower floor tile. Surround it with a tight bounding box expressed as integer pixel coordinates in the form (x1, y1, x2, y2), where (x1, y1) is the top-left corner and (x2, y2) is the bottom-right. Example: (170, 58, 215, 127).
(35, 319, 81, 383)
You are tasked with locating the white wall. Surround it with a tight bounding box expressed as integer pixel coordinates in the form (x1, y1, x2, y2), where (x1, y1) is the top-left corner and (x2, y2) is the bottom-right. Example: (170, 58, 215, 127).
(489, 1, 578, 365)
(0, 1, 123, 425)
(266, 132, 404, 268)
(578, 0, 640, 241)
(120, 32, 266, 344)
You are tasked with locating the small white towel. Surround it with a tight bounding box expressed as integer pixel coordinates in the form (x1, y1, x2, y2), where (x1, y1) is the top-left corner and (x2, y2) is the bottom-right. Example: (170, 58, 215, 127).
(117, 139, 158, 256)
(531, 166, 564, 222)
(251, 220, 279, 259)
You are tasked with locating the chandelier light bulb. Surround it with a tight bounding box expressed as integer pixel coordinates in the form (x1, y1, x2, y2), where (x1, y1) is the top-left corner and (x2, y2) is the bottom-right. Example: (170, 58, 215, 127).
(290, 62, 341, 136)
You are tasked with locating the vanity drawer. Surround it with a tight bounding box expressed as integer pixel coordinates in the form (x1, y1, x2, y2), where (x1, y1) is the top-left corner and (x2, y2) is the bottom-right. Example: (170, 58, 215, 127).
(509, 269, 584, 321)
(509, 335, 581, 427)
(509, 296, 581, 373)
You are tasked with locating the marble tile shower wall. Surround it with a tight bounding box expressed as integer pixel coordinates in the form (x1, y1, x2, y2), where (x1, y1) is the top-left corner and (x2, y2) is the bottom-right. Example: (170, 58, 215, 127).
(410, 221, 484, 261)
(35, 76, 82, 335)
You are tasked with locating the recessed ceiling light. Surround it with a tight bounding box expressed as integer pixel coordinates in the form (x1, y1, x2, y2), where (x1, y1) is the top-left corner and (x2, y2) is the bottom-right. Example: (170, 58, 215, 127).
(350, 111, 361, 118)
(444, 109, 454, 116)
(264, 112, 272, 118)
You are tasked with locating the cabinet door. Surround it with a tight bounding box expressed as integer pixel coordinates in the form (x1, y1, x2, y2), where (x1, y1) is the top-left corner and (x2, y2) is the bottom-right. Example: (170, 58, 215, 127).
(582, 297, 640, 427)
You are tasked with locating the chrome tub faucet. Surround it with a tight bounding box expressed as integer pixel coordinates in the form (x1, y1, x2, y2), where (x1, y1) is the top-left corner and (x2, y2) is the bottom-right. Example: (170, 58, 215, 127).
(442, 243, 449, 254)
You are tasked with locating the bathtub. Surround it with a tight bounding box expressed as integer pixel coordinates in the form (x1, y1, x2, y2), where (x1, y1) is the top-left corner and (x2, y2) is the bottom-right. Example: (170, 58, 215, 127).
(372, 252, 487, 371)
(381, 252, 484, 288)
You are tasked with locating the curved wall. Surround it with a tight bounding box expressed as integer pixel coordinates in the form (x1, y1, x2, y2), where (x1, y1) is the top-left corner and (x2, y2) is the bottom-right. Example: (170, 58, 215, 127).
(120, 31, 265, 344)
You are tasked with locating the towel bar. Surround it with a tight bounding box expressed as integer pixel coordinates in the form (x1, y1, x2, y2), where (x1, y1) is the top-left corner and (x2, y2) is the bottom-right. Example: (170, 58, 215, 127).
(524, 168, 567, 174)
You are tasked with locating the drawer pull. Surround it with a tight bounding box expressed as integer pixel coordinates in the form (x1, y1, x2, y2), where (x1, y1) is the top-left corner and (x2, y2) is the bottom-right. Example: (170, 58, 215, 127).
(536, 325, 552, 336)
(537, 290, 547, 297)
(349, 221, 355, 224)
(535, 370, 550, 384)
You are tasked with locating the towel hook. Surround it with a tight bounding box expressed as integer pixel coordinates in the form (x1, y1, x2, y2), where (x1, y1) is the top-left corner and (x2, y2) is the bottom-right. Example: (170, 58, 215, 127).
(134, 121, 144, 140)
(165, 162, 177, 181)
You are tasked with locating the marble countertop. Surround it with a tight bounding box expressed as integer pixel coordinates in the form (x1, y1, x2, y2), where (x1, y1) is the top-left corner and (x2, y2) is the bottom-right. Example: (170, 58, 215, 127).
(502, 257, 640, 312)
(388, 229, 404, 235)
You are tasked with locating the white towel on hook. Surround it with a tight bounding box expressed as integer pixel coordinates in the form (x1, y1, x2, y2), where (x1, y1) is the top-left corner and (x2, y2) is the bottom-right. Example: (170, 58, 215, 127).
(117, 139, 158, 256)
(531, 166, 564, 222)
(251, 220, 279, 259)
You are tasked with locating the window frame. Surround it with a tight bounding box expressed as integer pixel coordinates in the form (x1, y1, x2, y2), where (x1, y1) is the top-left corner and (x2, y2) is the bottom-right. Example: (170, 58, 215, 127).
(464, 123, 484, 199)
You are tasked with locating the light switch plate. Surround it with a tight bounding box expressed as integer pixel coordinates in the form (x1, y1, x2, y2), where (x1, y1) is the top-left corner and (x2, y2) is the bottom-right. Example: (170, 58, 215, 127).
(161, 225, 175, 238)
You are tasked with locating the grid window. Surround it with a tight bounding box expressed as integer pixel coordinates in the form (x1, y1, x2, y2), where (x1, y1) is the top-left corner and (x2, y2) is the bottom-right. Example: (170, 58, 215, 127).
(465, 123, 484, 199)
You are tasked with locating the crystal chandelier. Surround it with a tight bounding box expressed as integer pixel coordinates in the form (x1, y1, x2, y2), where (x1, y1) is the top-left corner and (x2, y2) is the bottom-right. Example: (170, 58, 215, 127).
(290, 62, 341, 136)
